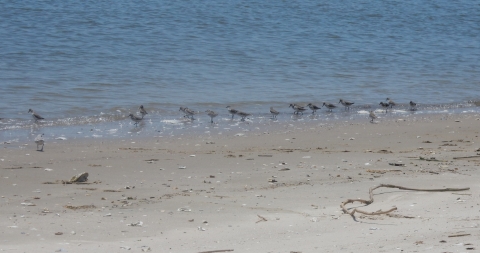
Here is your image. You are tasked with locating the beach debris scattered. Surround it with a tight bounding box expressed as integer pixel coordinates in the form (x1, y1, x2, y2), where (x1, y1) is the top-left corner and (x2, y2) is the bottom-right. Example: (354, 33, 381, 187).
(177, 207, 192, 212)
(341, 184, 470, 220)
(127, 221, 143, 227)
(256, 215, 267, 223)
(141, 246, 151, 252)
(54, 232, 63, 235)
(388, 162, 405, 167)
(64, 205, 96, 210)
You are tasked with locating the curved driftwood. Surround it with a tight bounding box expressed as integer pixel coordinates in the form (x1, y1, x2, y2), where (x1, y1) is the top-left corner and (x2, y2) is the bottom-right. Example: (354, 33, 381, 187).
(341, 184, 470, 220)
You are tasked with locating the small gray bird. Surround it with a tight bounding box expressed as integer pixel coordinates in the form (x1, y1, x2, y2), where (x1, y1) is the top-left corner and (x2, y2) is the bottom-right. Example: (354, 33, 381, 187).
(386, 98, 396, 108)
(139, 105, 148, 118)
(409, 101, 417, 111)
(128, 113, 143, 126)
(205, 110, 218, 123)
(237, 111, 251, 121)
(226, 106, 239, 119)
(369, 111, 377, 123)
(379, 102, 389, 113)
(35, 134, 45, 151)
(322, 102, 337, 112)
(339, 99, 354, 110)
(307, 103, 321, 114)
(28, 109, 44, 122)
(270, 107, 280, 119)
(289, 104, 307, 115)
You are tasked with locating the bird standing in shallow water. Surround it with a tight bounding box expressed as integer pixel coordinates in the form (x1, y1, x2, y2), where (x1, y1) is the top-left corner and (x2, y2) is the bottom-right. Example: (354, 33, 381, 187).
(226, 106, 238, 119)
(236, 111, 251, 121)
(307, 103, 321, 114)
(270, 107, 279, 119)
(205, 110, 218, 123)
(339, 99, 354, 110)
(128, 113, 143, 126)
(409, 101, 417, 111)
(35, 134, 45, 151)
(386, 98, 396, 108)
(289, 104, 307, 115)
(139, 105, 148, 118)
(322, 102, 337, 112)
(379, 102, 389, 113)
(28, 109, 44, 122)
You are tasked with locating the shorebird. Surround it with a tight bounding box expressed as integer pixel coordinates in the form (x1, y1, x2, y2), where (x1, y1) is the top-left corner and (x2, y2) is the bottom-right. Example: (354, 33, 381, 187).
(184, 107, 196, 120)
(236, 111, 250, 121)
(179, 106, 188, 115)
(35, 134, 45, 151)
(139, 105, 148, 118)
(379, 102, 390, 113)
(28, 109, 44, 122)
(369, 111, 377, 123)
(409, 101, 417, 111)
(226, 106, 239, 119)
(270, 107, 279, 119)
(386, 98, 396, 108)
(289, 104, 307, 115)
(339, 99, 354, 110)
(128, 113, 143, 126)
(205, 110, 218, 123)
(307, 103, 321, 114)
(322, 102, 337, 112)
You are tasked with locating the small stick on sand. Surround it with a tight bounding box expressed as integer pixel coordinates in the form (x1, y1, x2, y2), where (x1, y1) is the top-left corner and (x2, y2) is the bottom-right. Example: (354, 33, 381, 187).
(340, 184, 470, 220)
(198, 250, 234, 253)
(256, 215, 267, 223)
(448, 233, 471, 238)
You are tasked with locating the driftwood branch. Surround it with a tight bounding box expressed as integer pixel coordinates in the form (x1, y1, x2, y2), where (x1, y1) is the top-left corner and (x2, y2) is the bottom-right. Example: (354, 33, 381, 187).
(198, 250, 234, 253)
(340, 184, 470, 220)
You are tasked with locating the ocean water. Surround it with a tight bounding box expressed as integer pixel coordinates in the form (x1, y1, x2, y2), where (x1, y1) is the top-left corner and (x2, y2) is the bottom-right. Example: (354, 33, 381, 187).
(1, 0, 479, 140)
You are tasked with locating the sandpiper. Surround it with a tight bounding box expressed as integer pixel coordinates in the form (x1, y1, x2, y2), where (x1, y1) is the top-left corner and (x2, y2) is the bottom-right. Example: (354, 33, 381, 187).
(226, 106, 239, 119)
(236, 111, 250, 121)
(339, 99, 354, 110)
(322, 102, 337, 112)
(128, 113, 143, 126)
(307, 103, 321, 114)
(379, 102, 389, 113)
(28, 109, 44, 122)
(35, 134, 45, 151)
(205, 110, 218, 123)
(369, 111, 377, 123)
(386, 98, 396, 108)
(409, 101, 417, 111)
(179, 107, 194, 119)
(184, 107, 196, 120)
(289, 104, 307, 115)
(270, 107, 279, 119)
(139, 105, 148, 118)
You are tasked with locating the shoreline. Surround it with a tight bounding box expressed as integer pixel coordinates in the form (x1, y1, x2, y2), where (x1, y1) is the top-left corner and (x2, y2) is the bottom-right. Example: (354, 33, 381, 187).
(1, 111, 479, 252)
(2, 105, 480, 145)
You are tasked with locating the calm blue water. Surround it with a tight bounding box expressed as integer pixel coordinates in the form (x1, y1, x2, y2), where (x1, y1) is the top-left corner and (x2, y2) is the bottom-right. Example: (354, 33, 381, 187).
(1, 0, 479, 139)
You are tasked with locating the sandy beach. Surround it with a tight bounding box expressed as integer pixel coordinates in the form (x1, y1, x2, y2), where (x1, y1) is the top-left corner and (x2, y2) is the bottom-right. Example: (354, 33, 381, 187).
(1, 113, 479, 252)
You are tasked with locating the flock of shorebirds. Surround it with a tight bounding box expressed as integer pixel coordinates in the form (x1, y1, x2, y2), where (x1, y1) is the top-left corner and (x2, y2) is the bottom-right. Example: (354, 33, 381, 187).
(23, 98, 418, 128)
(127, 98, 417, 126)
(19, 98, 417, 151)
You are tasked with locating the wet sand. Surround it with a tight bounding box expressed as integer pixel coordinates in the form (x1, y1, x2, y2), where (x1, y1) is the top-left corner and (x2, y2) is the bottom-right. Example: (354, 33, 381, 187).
(1, 113, 479, 252)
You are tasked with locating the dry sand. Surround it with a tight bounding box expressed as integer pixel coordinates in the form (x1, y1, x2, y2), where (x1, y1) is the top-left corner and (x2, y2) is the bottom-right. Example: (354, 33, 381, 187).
(1, 113, 480, 252)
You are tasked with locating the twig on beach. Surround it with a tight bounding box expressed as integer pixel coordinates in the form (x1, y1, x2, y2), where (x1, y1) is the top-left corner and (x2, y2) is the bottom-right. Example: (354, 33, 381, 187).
(198, 250, 234, 253)
(448, 233, 471, 237)
(340, 184, 470, 220)
(256, 215, 267, 223)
